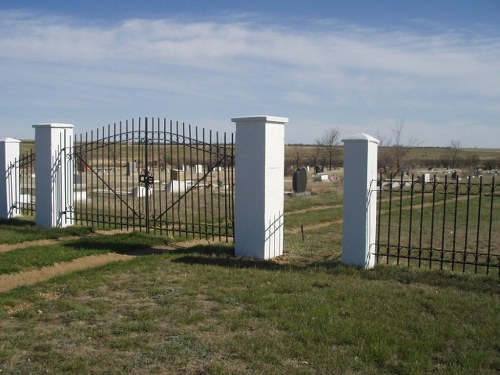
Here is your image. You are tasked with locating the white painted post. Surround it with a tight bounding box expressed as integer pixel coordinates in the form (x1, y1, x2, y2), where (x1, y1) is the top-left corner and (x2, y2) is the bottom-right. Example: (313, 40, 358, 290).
(232, 116, 288, 259)
(0, 138, 21, 219)
(33, 124, 75, 228)
(342, 133, 379, 268)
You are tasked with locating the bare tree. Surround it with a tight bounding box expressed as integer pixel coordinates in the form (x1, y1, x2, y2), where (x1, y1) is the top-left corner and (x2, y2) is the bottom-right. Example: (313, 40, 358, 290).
(316, 127, 341, 170)
(448, 139, 462, 169)
(378, 121, 419, 177)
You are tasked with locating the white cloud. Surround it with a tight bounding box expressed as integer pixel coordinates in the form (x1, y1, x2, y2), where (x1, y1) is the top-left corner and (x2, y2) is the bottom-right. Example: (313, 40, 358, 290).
(0, 10, 499, 146)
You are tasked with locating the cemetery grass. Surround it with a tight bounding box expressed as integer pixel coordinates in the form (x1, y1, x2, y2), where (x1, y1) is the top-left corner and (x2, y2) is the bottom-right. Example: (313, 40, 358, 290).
(0, 184, 499, 374)
(0, 217, 95, 244)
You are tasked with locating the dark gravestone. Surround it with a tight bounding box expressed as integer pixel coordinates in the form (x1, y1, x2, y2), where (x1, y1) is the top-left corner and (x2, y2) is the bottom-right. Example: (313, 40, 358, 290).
(315, 165, 324, 173)
(292, 168, 307, 193)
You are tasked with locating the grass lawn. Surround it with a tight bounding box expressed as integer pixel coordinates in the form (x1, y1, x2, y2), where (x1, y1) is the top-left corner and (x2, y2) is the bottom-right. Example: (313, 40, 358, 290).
(0, 182, 498, 374)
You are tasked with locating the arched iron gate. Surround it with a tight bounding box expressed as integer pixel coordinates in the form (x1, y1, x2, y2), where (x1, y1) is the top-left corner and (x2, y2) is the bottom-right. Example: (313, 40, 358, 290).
(72, 118, 234, 240)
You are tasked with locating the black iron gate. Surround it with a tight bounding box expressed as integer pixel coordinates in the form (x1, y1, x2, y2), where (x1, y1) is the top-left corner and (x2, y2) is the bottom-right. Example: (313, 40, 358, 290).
(73, 118, 234, 240)
(7, 148, 36, 217)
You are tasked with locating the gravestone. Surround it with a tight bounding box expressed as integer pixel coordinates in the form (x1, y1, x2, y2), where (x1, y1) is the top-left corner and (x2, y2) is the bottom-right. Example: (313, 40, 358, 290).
(171, 169, 186, 181)
(315, 165, 324, 173)
(292, 168, 307, 193)
(126, 161, 137, 176)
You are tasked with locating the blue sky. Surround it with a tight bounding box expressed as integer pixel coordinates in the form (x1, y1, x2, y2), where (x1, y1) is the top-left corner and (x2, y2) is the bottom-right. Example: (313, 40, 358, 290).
(1, 0, 499, 147)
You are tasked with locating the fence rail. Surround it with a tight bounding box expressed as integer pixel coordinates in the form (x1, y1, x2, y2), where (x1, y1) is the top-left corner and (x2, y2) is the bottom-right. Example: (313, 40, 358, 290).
(376, 174, 499, 275)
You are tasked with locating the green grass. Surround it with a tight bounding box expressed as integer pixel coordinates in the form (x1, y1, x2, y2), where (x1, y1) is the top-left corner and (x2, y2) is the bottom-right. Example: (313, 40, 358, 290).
(0, 183, 498, 374)
(0, 244, 498, 374)
(0, 217, 95, 243)
(0, 244, 106, 274)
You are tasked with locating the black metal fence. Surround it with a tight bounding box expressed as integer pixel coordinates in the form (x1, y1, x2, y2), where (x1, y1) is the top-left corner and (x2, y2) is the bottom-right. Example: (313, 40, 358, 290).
(376, 174, 499, 275)
(9, 149, 36, 217)
(72, 118, 235, 241)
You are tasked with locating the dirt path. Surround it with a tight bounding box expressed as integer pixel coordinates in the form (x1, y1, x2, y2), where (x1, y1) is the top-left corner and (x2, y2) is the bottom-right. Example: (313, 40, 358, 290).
(0, 253, 134, 293)
(0, 238, 213, 293)
(286, 220, 342, 235)
(0, 237, 81, 254)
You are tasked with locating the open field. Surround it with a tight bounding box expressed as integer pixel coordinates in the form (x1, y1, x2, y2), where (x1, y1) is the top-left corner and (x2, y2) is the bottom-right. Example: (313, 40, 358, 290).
(20, 140, 500, 168)
(0, 181, 499, 374)
(285, 144, 500, 171)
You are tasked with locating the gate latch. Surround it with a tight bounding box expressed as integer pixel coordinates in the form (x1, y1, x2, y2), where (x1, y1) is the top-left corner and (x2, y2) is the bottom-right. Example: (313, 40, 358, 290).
(139, 174, 154, 186)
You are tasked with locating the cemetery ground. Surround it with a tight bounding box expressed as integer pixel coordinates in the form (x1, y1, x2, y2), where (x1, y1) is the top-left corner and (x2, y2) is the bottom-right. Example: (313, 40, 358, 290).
(0, 182, 499, 374)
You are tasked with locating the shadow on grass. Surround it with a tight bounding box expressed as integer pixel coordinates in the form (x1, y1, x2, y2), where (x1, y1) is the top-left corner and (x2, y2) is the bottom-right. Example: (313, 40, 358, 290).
(0, 217, 95, 242)
(365, 265, 500, 295)
(172, 245, 499, 295)
(63, 232, 171, 255)
(0, 217, 36, 227)
(58, 230, 498, 295)
(171, 244, 342, 272)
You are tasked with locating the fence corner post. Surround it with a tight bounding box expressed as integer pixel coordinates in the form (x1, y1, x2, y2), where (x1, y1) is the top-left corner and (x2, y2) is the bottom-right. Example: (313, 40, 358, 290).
(33, 123, 75, 228)
(231, 115, 288, 259)
(342, 133, 379, 269)
(0, 137, 21, 219)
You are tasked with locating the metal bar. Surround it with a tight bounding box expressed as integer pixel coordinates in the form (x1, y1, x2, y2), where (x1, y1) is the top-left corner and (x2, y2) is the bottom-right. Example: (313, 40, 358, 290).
(170, 120, 175, 235)
(125, 120, 130, 231)
(182, 122, 188, 238)
(463, 175, 472, 272)
(131, 119, 136, 230)
(474, 176, 483, 273)
(113, 122, 117, 229)
(429, 175, 437, 269)
(203, 128, 208, 238)
(408, 174, 415, 267)
(210, 130, 215, 240)
(216, 131, 221, 241)
(487, 177, 495, 275)
(176, 121, 181, 236)
(159, 118, 166, 235)
(144, 117, 151, 233)
(196, 126, 201, 238)
(107, 124, 111, 229)
(230, 132, 235, 235)
(440, 175, 448, 270)
(224, 132, 229, 242)
(118, 121, 123, 230)
(451, 176, 459, 271)
(84, 131, 89, 225)
(189, 124, 195, 237)
(154, 118, 159, 234)
(376, 173, 382, 263)
(418, 174, 425, 268)
(386, 175, 393, 263)
(95, 128, 100, 227)
(396, 174, 404, 265)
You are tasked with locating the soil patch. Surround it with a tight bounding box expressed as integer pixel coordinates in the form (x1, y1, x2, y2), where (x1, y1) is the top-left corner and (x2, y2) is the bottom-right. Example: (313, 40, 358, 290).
(0, 238, 216, 293)
(0, 253, 133, 293)
(0, 237, 80, 254)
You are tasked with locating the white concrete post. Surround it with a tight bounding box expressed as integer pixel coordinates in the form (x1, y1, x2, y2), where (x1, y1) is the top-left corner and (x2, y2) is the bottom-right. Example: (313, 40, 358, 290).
(232, 116, 288, 259)
(33, 124, 75, 228)
(342, 133, 379, 268)
(0, 138, 21, 219)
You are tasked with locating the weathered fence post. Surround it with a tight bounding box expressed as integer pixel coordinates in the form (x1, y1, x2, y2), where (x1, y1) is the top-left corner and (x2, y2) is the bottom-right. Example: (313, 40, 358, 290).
(232, 116, 288, 259)
(33, 124, 74, 228)
(342, 133, 379, 268)
(0, 138, 21, 219)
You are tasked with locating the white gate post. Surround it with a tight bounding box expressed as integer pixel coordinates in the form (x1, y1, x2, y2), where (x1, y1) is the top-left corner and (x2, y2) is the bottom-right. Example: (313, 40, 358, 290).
(342, 133, 379, 268)
(0, 138, 21, 219)
(232, 116, 288, 259)
(33, 124, 74, 228)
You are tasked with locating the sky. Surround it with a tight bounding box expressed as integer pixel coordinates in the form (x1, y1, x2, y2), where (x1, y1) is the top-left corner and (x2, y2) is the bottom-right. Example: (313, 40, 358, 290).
(1, 0, 499, 147)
